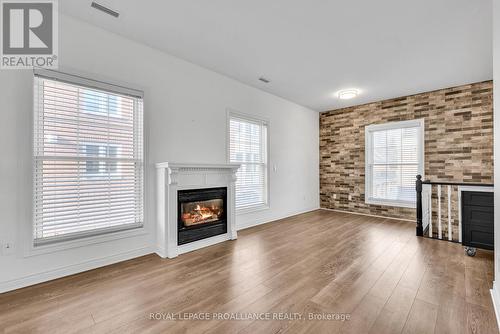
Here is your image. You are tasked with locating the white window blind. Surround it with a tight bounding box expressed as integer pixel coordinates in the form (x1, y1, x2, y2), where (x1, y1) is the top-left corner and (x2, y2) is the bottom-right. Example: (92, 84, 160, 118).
(229, 115, 268, 211)
(33, 71, 144, 245)
(365, 119, 424, 208)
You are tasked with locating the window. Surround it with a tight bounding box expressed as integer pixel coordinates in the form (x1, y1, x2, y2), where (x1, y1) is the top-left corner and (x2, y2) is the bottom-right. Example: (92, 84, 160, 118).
(33, 70, 144, 245)
(228, 113, 269, 211)
(81, 89, 121, 117)
(365, 119, 424, 208)
(82, 144, 120, 178)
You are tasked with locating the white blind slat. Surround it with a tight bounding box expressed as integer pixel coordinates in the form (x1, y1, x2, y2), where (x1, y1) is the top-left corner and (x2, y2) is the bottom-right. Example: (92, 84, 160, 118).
(33, 75, 144, 245)
(368, 123, 421, 204)
(229, 116, 268, 210)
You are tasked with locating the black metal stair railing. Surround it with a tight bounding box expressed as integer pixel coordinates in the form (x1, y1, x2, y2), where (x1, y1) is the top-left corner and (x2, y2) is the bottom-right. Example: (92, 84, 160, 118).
(415, 175, 493, 243)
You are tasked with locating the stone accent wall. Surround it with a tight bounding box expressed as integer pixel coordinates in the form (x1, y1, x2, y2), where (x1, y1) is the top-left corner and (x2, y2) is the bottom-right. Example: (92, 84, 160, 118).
(320, 81, 493, 220)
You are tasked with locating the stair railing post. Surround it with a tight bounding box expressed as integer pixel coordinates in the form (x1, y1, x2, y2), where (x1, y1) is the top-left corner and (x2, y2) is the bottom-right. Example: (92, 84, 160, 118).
(416, 175, 423, 236)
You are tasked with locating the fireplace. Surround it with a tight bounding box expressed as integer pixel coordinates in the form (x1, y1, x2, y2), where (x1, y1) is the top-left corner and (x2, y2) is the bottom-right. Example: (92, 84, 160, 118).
(156, 162, 239, 258)
(177, 187, 227, 245)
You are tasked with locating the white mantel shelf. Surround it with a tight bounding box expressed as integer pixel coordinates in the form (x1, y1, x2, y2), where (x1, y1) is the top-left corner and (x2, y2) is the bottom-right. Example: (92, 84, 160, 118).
(155, 162, 241, 169)
(156, 162, 240, 258)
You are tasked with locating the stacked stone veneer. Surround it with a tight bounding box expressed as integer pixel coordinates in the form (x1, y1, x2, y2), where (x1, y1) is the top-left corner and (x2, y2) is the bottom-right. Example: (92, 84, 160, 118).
(320, 81, 493, 220)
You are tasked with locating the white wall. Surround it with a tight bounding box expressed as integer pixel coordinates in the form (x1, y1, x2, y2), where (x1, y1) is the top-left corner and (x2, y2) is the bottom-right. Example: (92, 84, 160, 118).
(0, 15, 319, 292)
(492, 0, 500, 322)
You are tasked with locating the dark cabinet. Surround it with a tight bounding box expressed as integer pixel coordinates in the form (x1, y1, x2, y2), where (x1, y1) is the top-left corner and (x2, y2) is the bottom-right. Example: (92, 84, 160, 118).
(461, 191, 494, 250)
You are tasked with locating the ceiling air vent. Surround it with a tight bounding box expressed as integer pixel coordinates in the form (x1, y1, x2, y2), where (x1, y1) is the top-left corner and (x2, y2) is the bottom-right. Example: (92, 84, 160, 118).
(91, 2, 120, 18)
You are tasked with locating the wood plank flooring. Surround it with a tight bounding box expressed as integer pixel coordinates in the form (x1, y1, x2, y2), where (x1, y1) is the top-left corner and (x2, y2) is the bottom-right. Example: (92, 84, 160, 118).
(0, 210, 497, 334)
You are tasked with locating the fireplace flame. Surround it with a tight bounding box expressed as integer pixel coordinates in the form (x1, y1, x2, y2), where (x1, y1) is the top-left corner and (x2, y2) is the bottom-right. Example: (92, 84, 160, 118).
(182, 201, 223, 226)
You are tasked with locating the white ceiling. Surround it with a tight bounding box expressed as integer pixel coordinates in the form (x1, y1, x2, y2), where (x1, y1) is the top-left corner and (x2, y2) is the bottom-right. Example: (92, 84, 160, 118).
(60, 0, 493, 111)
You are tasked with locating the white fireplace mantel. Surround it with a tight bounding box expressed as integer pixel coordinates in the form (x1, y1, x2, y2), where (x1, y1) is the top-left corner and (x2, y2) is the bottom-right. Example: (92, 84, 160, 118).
(155, 162, 240, 258)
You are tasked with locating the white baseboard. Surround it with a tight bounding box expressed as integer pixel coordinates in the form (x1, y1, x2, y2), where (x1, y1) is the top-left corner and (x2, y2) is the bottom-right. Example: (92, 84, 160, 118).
(0, 246, 153, 294)
(320, 207, 414, 223)
(491, 281, 500, 331)
(236, 206, 320, 231)
(156, 245, 167, 259)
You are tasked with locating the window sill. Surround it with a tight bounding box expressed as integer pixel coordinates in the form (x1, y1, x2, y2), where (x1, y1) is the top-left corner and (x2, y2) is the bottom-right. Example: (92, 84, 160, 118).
(236, 204, 270, 215)
(365, 198, 416, 209)
(24, 226, 148, 257)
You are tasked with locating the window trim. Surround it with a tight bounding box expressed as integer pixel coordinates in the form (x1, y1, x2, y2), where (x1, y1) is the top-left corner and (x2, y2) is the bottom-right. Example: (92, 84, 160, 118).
(364, 119, 425, 208)
(226, 109, 270, 214)
(34, 68, 144, 98)
(27, 69, 146, 256)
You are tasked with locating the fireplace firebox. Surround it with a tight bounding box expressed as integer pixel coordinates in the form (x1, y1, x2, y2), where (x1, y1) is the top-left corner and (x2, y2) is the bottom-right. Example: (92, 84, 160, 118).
(177, 187, 227, 245)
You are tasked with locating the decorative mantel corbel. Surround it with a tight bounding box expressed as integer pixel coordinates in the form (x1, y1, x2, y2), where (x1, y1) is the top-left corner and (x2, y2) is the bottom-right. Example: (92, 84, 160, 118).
(167, 167, 179, 185)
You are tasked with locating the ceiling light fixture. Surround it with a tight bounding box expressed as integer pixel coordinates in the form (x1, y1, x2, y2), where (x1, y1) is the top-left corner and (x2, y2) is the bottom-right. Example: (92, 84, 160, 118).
(91, 1, 120, 18)
(258, 77, 270, 83)
(337, 89, 359, 100)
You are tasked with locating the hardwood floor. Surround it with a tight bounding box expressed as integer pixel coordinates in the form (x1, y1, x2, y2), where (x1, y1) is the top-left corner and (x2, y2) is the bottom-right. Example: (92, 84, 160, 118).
(0, 210, 497, 334)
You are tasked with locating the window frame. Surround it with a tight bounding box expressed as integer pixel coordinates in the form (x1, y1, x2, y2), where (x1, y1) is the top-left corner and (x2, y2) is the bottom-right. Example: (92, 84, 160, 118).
(364, 119, 425, 208)
(226, 110, 270, 214)
(28, 68, 146, 255)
